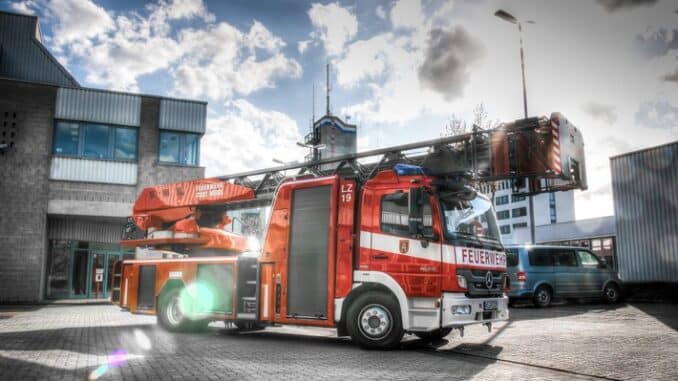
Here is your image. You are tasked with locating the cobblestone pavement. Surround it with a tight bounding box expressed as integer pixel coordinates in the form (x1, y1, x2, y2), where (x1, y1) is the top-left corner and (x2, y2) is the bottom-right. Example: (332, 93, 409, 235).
(0, 302, 676, 380)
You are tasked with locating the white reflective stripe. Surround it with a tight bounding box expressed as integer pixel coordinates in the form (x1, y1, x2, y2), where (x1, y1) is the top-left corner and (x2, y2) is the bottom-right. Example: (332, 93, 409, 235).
(362, 231, 440, 263)
(360, 230, 505, 268)
(442, 245, 456, 265)
(262, 285, 269, 319)
(454, 247, 507, 268)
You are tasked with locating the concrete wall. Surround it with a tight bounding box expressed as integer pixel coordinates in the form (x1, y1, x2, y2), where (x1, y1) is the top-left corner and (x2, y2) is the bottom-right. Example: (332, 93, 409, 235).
(0, 79, 55, 302)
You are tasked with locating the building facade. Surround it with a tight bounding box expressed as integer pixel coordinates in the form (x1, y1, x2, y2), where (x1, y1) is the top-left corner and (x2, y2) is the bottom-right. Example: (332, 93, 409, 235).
(611, 141, 678, 284)
(480, 180, 576, 245)
(0, 11, 206, 302)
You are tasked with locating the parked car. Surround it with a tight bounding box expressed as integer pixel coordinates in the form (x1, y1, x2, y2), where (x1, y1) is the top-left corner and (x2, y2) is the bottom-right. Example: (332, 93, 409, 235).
(506, 245, 622, 307)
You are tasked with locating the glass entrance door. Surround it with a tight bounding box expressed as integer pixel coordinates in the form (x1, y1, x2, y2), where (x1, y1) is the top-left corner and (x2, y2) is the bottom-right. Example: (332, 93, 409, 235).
(87, 252, 123, 299)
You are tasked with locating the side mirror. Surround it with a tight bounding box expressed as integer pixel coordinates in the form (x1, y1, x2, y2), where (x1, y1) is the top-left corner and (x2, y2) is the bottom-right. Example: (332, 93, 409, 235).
(599, 258, 608, 269)
(408, 187, 424, 236)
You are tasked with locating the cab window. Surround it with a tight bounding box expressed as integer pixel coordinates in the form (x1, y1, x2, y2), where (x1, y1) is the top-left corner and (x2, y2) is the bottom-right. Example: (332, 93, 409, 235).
(380, 192, 432, 237)
(577, 250, 600, 268)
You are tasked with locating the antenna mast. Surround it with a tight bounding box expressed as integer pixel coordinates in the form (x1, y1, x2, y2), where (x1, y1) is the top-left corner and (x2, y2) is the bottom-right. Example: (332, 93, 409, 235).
(326, 61, 331, 115)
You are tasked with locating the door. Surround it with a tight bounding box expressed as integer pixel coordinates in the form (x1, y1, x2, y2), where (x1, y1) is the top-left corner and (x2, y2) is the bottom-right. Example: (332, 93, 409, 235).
(553, 249, 580, 296)
(88, 252, 106, 299)
(576, 250, 606, 296)
(287, 186, 332, 319)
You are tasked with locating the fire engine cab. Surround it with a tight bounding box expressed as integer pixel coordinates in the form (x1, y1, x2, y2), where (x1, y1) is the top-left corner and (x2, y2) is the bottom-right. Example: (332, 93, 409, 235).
(114, 113, 587, 349)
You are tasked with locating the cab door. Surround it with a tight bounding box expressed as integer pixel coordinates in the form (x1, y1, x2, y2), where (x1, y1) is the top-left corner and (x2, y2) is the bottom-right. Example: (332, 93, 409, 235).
(367, 189, 441, 297)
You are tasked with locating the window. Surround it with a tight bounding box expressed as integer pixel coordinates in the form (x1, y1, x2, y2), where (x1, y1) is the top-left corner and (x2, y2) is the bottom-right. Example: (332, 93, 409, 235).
(512, 207, 527, 218)
(577, 250, 600, 268)
(513, 222, 528, 229)
(603, 238, 613, 250)
(591, 239, 602, 251)
(500, 225, 510, 235)
(380, 192, 432, 237)
(53, 122, 79, 155)
(495, 195, 509, 205)
(159, 131, 200, 166)
(52, 121, 137, 161)
(83, 124, 110, 159)
(497, 210, 510, 220)
(506, 249, 519, 267)
(549, 193, 557, 224)
(529, 249, 555, 266)
(554, 249, 577, 267)
(512, 194, 526, 202)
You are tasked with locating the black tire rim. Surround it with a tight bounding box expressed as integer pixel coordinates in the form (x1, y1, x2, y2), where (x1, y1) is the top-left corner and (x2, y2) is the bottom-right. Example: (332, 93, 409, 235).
(537, 289, 550, 305)
(605, 286, 618, 301)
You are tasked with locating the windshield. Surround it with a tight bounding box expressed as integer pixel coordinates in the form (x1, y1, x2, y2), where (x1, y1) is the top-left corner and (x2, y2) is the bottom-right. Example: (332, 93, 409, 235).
(439, 191, 502, 248)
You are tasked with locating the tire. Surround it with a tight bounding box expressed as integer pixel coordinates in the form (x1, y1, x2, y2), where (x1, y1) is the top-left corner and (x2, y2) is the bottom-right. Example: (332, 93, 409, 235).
(346, 290, 404, 350)
(157, 287, 207, 332)
(533, 285, 552, 308)
(602, 283, 621, 304)
(414, 327, 452, 342)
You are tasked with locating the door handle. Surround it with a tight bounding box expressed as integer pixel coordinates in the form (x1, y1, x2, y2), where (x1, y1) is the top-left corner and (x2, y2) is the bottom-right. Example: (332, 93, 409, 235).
(371, 254, 389, 260)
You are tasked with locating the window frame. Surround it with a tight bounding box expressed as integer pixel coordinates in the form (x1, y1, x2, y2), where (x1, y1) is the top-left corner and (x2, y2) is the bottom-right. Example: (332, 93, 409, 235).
(496, 210, 510, 220)
(158, 130, 201, 166)
(52, 120, 138, 162)
(495, 195, 509, 205)
(576, 250, 602, 268)
(512, 207, 527, 218)
(379, 190, 434, 239)
(500, 225, 511, 235)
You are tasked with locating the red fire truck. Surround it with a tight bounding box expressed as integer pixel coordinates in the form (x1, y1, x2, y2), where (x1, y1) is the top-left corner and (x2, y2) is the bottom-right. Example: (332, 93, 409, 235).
(114, 113, 586, 349)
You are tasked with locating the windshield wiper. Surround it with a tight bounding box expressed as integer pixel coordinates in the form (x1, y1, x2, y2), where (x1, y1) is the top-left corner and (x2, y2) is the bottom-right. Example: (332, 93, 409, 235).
(447, 232, 502, 250)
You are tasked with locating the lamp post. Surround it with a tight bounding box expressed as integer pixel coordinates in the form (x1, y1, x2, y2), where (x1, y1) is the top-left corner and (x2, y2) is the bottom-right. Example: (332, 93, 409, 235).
(495, 9, 537, 244)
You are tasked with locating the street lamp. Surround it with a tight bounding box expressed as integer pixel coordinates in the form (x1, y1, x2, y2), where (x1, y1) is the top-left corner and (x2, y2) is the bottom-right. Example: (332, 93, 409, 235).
(495, 9, 538, 244)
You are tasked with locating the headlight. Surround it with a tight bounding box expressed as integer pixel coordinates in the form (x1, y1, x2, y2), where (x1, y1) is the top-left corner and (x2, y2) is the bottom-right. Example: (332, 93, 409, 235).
(452, 305, 471, 315)
(457, 275, 467, 289)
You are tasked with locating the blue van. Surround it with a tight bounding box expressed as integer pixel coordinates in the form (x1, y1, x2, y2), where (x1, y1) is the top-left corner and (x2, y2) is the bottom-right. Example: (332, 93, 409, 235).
(506, 245, 622, 307)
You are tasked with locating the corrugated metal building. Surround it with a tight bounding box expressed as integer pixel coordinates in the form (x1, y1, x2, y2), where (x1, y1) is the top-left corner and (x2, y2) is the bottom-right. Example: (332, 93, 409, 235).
(611, 141, 678, 283)
(0, 11, 208, 302)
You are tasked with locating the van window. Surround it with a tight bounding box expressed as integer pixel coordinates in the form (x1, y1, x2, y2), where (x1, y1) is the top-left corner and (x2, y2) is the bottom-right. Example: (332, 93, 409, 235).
(528, 249, 555, 266)
(554, 250, 577, 267)
(577, 250, 600, 268)
(506, 249, 519, 267)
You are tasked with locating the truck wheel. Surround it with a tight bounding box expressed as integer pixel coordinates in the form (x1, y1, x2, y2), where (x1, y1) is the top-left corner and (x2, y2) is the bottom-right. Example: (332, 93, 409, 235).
(157, 288, 193, 332)
(346, 291, 403, 350)
(414, 327, 452, 342)
(602, 283, 620, 304)
(533, 286, 552, 308)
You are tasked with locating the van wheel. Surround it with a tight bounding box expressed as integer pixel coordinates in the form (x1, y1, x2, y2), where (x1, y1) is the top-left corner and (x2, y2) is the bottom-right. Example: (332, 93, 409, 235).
(602, 283, 620, 304)
(346, 291, 403, 350)
(533, 286, 552, 308)
(415, 328, 452, 342)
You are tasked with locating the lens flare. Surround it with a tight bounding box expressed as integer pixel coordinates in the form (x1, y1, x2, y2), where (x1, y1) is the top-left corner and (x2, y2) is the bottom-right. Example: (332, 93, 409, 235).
(88, 364, 108, 380)
(133, 329, 152, 350)
(179, 281, 215, 318)
(108, 349, 128, 367)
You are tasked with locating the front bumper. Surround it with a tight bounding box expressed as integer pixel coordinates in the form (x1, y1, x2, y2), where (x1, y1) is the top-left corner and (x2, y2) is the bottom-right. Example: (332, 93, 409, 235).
(441, 292, 509, 328)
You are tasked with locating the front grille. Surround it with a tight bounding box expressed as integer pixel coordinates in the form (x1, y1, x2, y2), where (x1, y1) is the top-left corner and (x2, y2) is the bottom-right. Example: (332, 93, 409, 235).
(457, 269, 507, 298)
(471, 270, 503, 277)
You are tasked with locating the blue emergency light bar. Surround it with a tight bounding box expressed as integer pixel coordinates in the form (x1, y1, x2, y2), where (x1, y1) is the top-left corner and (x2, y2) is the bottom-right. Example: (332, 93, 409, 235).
(394, 164, 429, 176)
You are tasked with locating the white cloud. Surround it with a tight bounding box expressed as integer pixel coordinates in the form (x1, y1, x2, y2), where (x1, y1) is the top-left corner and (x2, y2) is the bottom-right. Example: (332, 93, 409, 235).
(39, 0, 115, 47)
(297, 39, 312, 54)
(10, 0, 37, 15)
(375, 5, 386, 19)
(308, 2, 358, 56)
(22, 0, 301, 96)
(390, 0, 424, 30)
(201, 99, 305, 176)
